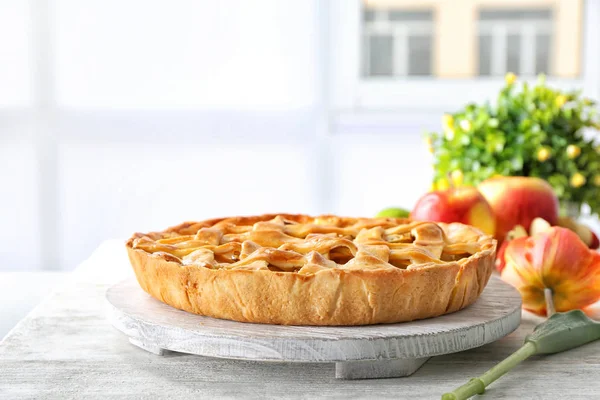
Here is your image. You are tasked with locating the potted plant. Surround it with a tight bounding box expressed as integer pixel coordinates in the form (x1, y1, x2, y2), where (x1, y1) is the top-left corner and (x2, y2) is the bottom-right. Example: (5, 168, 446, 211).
(426, 73, 600, 219)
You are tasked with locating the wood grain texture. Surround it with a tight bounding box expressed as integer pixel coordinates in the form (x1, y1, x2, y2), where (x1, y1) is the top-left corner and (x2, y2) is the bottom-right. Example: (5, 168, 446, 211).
(2, 240, 600, 399)
(106, 276, 521, 362)
(0, 272, 67, 340)
(335, 357, 430, 379)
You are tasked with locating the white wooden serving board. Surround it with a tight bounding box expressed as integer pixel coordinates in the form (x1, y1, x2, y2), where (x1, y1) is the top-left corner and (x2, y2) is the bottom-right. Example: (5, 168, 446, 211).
(106, 275, 521, 380)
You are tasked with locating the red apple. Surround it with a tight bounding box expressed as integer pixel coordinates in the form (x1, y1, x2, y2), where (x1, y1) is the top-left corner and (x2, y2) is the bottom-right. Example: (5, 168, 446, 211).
(410, 186, 496, 236)
(477, 176, 559, 242)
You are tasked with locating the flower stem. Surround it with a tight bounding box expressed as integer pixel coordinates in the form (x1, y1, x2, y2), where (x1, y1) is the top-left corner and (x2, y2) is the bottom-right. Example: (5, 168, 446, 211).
(441, 342, 537, 400)
(545, 288, 556, 317)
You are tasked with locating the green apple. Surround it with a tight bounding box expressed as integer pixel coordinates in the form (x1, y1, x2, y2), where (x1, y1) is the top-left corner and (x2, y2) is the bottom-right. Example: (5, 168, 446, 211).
(376, 207, 410, 218)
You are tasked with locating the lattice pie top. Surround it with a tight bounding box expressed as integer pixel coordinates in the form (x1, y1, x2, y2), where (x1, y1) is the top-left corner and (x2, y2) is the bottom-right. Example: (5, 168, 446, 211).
(130, 214, 492, 275)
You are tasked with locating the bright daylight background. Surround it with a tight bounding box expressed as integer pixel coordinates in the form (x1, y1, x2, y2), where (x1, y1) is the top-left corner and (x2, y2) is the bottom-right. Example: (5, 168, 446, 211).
(0, 0, 597, 271)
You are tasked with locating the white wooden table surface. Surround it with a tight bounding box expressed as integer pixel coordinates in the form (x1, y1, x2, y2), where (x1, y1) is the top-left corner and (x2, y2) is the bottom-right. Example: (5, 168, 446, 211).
(0, 272, 67, 340)
(1, 240, 600, 399)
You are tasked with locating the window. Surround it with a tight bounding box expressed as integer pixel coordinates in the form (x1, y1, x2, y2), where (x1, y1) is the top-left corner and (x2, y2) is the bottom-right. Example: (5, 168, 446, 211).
(54, 0, 316, 109)
(0, 1, 32, 107)
(0, 0, 322, 271)
(362, 9, 433, 77)
(330, 0, 593, 121)
(478, 10, 553, 77)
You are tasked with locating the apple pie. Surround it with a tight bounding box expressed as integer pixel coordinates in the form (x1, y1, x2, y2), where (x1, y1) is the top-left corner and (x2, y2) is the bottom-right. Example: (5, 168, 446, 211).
(126, 214, 496, 326)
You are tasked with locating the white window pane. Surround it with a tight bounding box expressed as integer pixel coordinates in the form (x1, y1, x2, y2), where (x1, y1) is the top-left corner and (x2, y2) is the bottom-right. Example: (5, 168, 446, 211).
(536, 33, 551, 75)
(368, 36, 393, 76)
(362, 7, 433, 78)
(478, 8, 557, 77)
(54, 0, 316, 109)
(408, 35, 432, 76)
(334, 134, 431, 215)
(479, 9, 553, 20)
(0, 137, 40, 271)
(478, 35, 492, 76)
(507, 34, 521, 75)
(58, 141, 316, 268)
(364, 10, 375, 22)
(0, 0, 32, 107)
(389, 10, 432, 22)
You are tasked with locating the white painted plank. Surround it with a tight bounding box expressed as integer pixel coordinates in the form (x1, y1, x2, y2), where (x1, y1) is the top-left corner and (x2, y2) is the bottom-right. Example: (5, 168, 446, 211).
(106, 277, 521, 363)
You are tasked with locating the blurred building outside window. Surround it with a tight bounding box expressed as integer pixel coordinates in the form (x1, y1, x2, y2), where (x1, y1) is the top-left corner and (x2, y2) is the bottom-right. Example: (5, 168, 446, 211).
(361, 0, 580, 79)
(478, 10, 553, 77)
(363, 10, 434, 77)
(330, 0, 593, 126)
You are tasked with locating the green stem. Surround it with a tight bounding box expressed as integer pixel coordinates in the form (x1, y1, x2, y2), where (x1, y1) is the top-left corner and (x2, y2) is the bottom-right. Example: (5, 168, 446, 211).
(441, 342, 537, 400)
(544, 288, 555, 317)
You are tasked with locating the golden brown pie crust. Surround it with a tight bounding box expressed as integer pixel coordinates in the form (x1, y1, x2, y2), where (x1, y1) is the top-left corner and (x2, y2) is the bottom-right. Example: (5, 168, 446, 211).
(126, 214, 496, 326)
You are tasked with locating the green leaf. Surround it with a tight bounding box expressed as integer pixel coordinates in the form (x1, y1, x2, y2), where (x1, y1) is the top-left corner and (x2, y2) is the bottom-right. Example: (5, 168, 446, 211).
(511, 156, 524, 171)
(442, 311, 600, 400)
(526, 310, 600, 354)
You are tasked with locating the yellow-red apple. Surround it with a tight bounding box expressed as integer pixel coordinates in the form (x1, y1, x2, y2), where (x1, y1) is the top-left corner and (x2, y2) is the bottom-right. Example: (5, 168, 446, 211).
(557, 216, 600, 249)
(495, 224, 529, 272)
(477, 176, 559, 242)
(410, 186, 496, 235)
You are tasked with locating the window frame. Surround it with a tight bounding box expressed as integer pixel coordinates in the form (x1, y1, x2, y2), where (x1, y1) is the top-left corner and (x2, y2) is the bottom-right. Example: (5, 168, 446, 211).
(477, 15, 553, 76)
(328, 0, 600, 132)
(362, 9, 434, 77)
